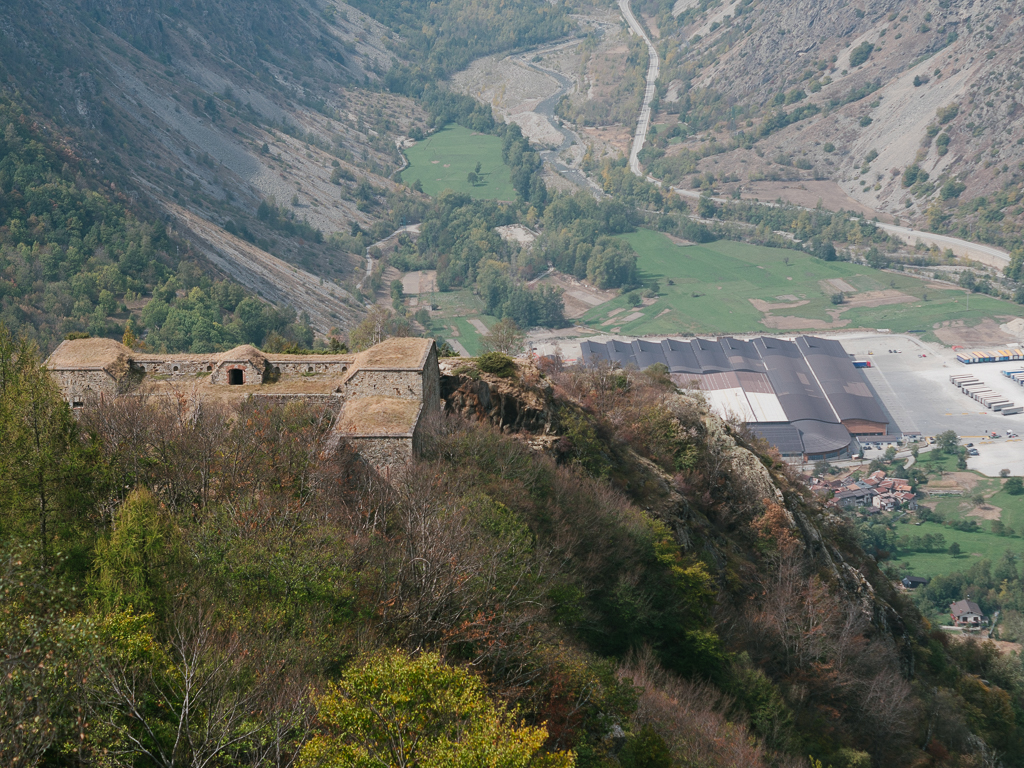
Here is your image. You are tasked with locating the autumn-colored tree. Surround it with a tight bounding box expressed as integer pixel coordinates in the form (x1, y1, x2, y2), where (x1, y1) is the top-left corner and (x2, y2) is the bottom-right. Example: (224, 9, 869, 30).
(300, 649, 574, 768)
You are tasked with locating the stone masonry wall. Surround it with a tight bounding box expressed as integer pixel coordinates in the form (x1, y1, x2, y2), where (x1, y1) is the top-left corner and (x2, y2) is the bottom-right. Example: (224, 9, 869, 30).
(349, 435, 414, 468)
(421, 347, 440, 415)
(269, 361, 350, 376)
(136, 360, 213, 376)
(343, 369, 423, 400)
(52, 369, 117, 405)
(210, 361, 263, 385)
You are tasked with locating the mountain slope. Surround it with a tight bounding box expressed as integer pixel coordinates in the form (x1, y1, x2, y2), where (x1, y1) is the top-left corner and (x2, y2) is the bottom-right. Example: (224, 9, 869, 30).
(636, 0, 1024, 247)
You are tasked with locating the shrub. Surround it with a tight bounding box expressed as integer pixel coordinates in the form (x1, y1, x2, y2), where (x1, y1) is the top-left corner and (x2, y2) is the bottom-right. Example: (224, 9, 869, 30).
(936, 103, 960, 124)
(476, 352, 516, 377)
(849, 42, 874, 67)
(1006, 477, 1024, 495)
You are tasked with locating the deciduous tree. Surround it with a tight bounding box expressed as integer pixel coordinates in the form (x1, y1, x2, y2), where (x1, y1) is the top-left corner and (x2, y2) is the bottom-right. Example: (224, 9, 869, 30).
(300, 649, 574, 768)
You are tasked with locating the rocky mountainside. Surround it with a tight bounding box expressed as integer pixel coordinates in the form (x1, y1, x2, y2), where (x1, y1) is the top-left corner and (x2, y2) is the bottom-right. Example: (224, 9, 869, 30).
(640, 0, 1024, 245)
(0, 0, 428, 333)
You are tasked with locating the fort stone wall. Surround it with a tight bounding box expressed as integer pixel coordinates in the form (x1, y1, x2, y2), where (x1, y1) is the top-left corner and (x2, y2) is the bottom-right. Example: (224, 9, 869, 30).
(269, 360, 350, 376)
(52, 369, 117, 406)
(421, 347, 440, 415)
(211, 361, 264, 385)
(136, 360, 213, 376)
(343, 369, 423, 401)
(348, 435, 415, 468)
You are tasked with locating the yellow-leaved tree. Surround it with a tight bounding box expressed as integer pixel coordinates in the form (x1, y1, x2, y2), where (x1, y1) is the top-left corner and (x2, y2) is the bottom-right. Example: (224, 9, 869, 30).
(300, 649, 574, 768)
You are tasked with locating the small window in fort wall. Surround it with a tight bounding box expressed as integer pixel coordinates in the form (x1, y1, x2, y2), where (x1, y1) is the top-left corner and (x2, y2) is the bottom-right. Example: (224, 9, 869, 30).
(72, 401, 83, 409)
(307, 366, 314, 373)
(228, 369, 244, 385)
(172, 365, 179, 373)
(206, 365, 212, 372)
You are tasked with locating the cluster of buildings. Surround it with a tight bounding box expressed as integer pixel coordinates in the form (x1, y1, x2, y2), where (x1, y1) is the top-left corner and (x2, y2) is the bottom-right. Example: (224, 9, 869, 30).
(45, 335, 442, 468)
(581, 335, 890, 462)
(807, 469, 917, 512)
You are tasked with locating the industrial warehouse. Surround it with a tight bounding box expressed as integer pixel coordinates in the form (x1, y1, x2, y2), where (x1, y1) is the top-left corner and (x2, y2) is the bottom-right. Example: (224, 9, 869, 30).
(581, 335, 889, 461)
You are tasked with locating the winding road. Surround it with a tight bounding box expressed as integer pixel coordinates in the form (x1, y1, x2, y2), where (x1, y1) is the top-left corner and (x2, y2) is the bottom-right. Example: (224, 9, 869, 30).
(618, 0, 660, 177)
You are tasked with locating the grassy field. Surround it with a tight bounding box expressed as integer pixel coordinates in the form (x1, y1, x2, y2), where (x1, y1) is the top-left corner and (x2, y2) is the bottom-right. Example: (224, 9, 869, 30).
(415, 286, 493, 356)
(400, 126, 516, 200)
(581, 231, 1021, 336)
(915, 452, 1024, 534)
(895, 521, 1024, 578)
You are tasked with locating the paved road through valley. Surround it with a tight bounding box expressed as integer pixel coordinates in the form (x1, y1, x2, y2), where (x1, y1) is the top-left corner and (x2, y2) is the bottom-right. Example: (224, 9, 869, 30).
(618, 0, 660, 177)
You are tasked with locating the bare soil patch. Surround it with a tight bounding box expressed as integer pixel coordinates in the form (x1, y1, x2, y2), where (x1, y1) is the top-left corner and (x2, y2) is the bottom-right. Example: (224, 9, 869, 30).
(934, 318, 1020, 346)
(537, 272, 616, 318)
(401, 270, 437, 295)
(937, 472, 981, 492)
(495, 224, 538, 246)
(966, 504, 1003, 521)
(760, 314, 851, 330)
(842, 290, 916, 308)
(749, 298, 810, 312)
(741, 180, 892, 222)
(665, 233, 694, 246)
(986, 639, 1024, 655)
(578, 124, 632, 159)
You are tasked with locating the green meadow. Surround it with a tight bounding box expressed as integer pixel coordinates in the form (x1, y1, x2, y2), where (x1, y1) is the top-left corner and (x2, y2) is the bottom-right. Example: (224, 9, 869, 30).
(894, 521, 1024, 579)
(415, 285, 494, 356)
(400, 125, 516, 200)
(581, 230, 1021, 337)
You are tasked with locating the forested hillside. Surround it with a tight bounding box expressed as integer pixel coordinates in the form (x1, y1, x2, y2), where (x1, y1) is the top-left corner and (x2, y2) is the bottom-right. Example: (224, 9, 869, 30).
(0, 0, 578, 351)
(4, 327, 1024, 767)
(6, 0, 1024, 765)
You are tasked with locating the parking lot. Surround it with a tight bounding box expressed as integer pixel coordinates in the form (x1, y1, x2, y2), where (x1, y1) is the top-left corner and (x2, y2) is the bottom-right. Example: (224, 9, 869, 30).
(827, 332, 1024, 476)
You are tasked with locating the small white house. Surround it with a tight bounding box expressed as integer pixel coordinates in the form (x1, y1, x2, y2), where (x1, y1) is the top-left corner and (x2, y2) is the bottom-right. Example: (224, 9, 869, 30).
(950, 599, 985, 628)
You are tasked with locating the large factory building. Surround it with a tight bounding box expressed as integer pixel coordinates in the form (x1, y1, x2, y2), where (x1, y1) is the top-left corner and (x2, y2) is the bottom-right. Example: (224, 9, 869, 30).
(581, 335, 888, 461)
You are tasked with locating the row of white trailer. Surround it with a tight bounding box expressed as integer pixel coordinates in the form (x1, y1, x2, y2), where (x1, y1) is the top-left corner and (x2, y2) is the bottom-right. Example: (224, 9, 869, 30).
(949, 373, 1023, 415)
(1004, 369, 1024, 390)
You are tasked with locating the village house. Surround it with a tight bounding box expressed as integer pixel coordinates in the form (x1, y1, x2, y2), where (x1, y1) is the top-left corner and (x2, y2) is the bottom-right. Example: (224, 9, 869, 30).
(950, 599, 986, 629)
(901, 576, 929, 590)
(45, 335, 441, 469)
(826, 469, 917, 513)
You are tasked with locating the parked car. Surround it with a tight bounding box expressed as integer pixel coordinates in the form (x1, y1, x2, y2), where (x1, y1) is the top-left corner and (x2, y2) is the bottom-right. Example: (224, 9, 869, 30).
(968, 448, 980, 456)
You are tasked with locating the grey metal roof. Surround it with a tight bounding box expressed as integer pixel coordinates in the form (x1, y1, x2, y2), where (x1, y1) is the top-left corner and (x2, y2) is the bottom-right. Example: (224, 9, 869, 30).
(793, 419, 855, 454)
(580, 334, 888, 456)
(753, 337, 837, 424)
(747, 423, 804, 455)
(797, 336, 887, 424)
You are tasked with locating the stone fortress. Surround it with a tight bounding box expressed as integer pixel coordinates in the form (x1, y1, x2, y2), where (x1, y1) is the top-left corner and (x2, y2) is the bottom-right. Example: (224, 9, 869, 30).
(46, 336, 441, 467)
